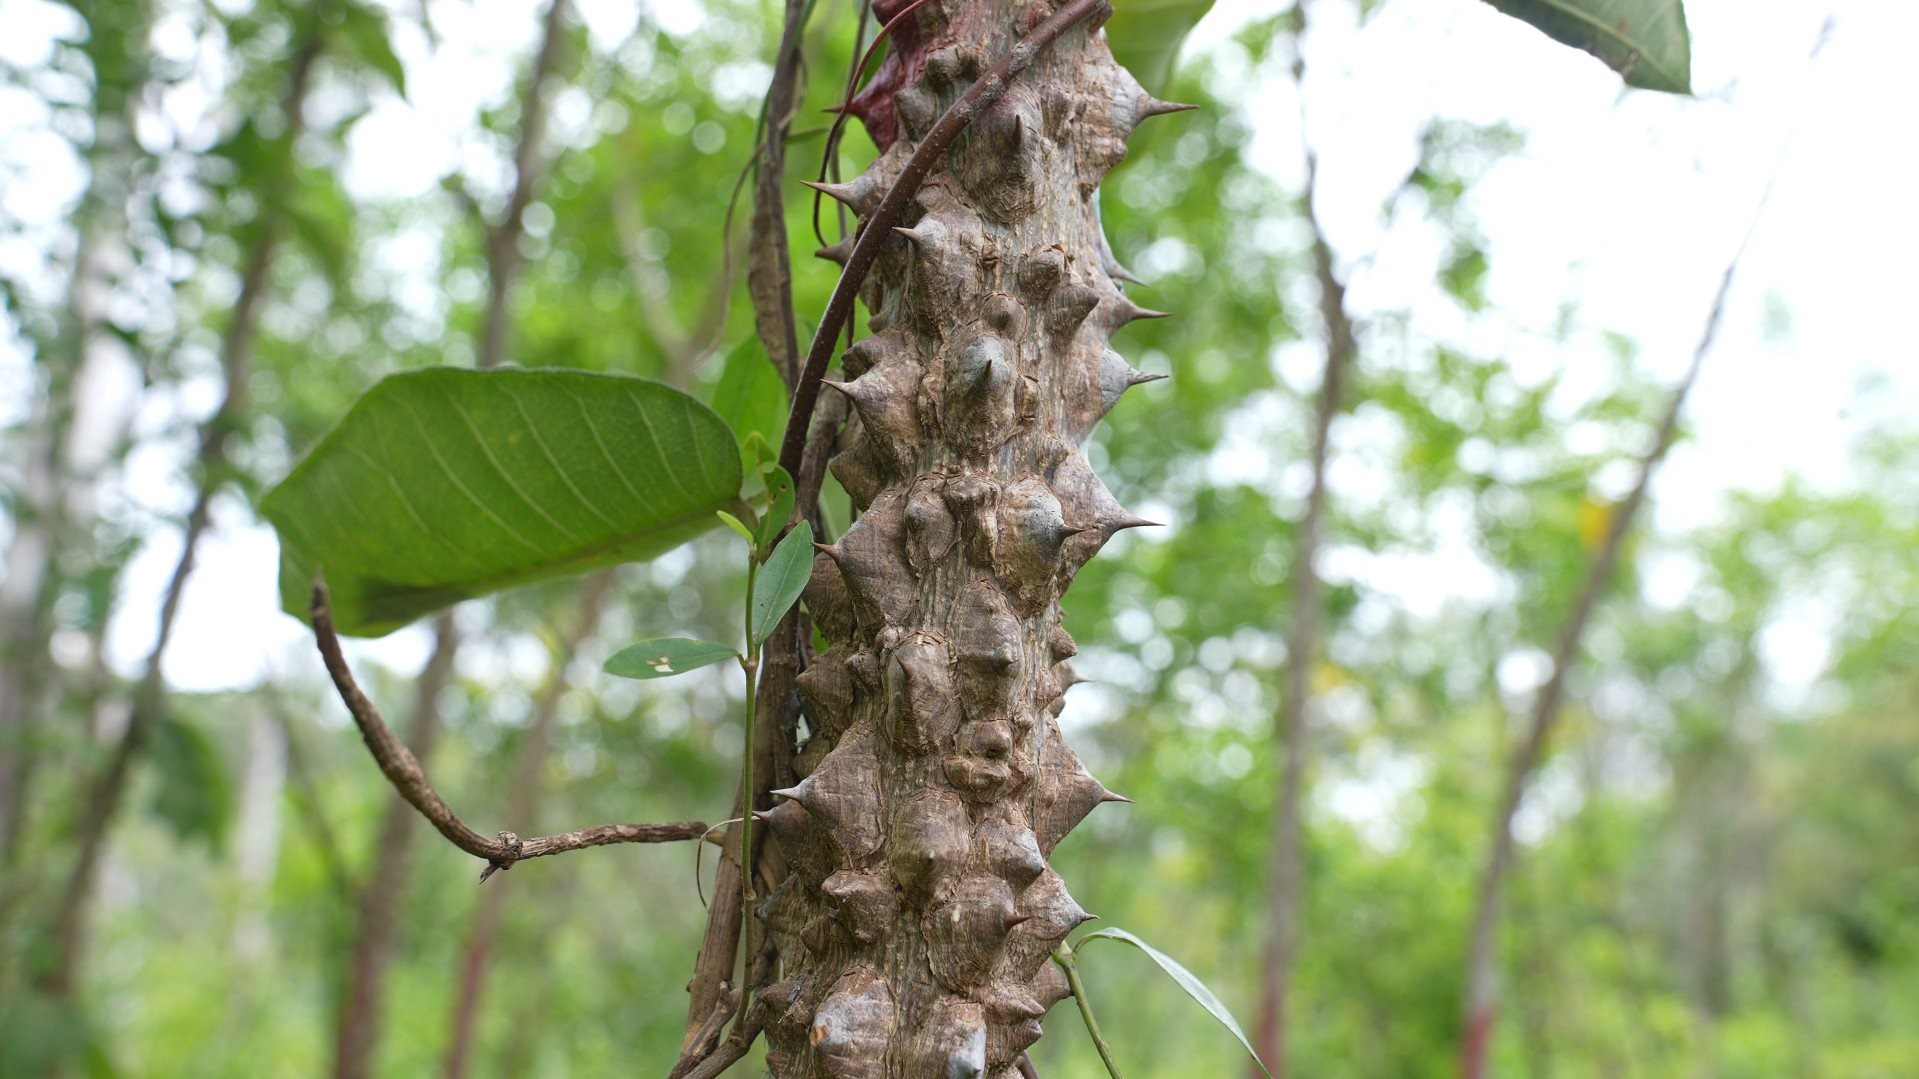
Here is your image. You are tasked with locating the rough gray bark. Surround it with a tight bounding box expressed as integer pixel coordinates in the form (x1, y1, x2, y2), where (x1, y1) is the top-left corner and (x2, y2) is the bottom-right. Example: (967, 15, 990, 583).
(748, 2, 1178, 1072)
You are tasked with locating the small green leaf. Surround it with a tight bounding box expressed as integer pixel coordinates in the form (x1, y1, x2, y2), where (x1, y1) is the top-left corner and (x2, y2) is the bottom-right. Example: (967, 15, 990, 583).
(750, 520, 813, 646)
(1106, 0, 1216, 93)
(707, 339, 789, 472)
(1483, 0, 1691, 94)
(262, 367, 740, 637)
(717, 509, 755, 544)
(604, 638, 739, 679)
(1078, 927, 1271, 1077)
(754, 466, 795, 550)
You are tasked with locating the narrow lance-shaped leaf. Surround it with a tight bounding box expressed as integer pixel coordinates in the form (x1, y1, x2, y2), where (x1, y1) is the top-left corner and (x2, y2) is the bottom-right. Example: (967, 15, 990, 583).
(1484, 0, 1692, 94)
(750, 520, 813, 647)
(1077, 927, 1273, 1077)
(604, 638, 740, 680)
(717, 509, 756, 545)
(262, 367, 742, 637)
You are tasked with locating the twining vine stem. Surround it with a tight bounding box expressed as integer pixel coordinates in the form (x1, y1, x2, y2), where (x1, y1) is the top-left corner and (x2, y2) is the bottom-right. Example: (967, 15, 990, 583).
(309, 579, 707, 879)
(737, 553, 763, 1025)
(1055, 940, 1127, 1079)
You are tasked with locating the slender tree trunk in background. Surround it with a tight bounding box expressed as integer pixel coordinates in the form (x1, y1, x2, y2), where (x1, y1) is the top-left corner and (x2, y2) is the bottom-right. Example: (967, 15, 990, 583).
(1252, 157, 1352, 1079)
(36, 31, 324, 999)
(1252, 11, 1350, 1072)
(715, 1, 1172, 1072)
(231, 707, 289, 966)
(333, 617, 459, 1079)
(0, 241, 89, 870)
(1460, 316, 1714, 1079)
(442, 572, 614, 1079)
(480, 0, 568, 372)
(0, 0, 160, 863)
(335, 7, 567, 1069)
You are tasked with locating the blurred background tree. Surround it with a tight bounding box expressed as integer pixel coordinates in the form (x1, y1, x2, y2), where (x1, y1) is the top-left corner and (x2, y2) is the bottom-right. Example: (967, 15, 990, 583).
(0, 0, 1912, 1075)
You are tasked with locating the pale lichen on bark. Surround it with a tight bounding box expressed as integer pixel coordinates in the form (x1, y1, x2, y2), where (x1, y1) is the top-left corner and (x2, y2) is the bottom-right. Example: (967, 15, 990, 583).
(756, 1, 1181, 1073)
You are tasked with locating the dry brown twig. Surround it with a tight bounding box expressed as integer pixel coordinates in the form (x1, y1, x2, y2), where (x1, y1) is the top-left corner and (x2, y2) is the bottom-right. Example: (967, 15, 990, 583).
(309, 579, 706, 882)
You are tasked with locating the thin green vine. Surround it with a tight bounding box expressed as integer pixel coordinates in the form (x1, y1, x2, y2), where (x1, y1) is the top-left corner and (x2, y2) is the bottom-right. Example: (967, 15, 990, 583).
(1054, 939, 1126, 1079)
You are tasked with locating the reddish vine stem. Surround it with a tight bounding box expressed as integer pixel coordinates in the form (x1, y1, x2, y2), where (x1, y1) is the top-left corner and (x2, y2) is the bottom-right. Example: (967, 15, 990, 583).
(309, 580, 706, 880)
(810, 0, 938, 247)
(775, 0, 1112, 485)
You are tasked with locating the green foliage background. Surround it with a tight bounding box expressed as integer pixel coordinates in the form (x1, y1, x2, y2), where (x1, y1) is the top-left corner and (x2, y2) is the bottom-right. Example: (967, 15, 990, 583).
(0, 0, 1912, 1075)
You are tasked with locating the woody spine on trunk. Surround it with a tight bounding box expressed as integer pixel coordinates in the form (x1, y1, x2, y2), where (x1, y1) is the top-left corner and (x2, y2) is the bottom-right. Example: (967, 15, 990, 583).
(753, 1, 1186, 1074)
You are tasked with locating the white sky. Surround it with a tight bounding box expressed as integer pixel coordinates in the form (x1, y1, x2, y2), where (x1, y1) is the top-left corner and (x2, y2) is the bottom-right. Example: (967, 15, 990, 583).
(1, 0, 1915, 695)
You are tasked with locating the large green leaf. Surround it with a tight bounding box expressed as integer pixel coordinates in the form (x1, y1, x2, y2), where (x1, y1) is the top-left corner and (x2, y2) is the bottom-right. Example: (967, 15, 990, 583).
(1105, 0, 1216, 93)
(1078, 927, 1272, 1076)
(263, 367, 741, 636)
(1484, 0, 1691, 94)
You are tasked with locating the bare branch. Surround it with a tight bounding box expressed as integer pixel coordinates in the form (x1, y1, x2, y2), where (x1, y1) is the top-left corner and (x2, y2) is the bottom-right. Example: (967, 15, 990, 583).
(309, 579, 705, 880)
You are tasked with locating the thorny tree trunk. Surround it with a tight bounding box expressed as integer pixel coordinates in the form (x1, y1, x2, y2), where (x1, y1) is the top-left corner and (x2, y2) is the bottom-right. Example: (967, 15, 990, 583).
(749, 2, 1179, 1073)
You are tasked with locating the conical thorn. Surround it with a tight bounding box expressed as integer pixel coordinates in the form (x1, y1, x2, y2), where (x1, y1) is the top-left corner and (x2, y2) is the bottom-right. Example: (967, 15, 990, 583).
(800, 178, 873, 212)
(815, 235, 855, 265)
(1139, 96, 1200, 119)
(1118, 300, 1173, 323)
